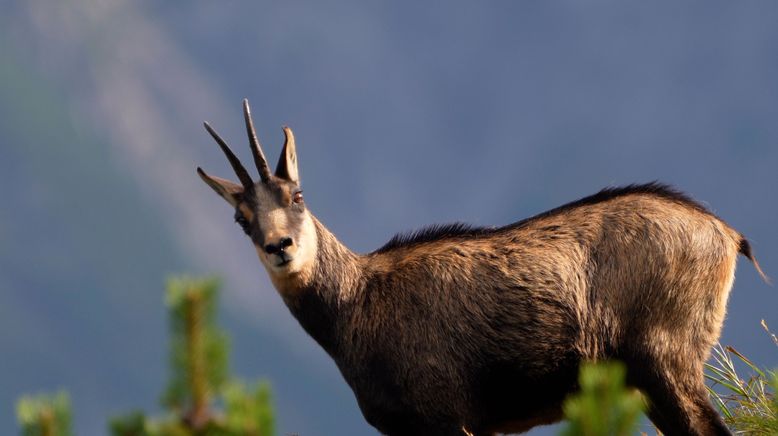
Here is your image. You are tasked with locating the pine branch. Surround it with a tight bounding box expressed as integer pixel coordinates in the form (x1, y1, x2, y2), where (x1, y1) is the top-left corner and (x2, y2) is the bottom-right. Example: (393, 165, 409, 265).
(16, 391, 73, 436)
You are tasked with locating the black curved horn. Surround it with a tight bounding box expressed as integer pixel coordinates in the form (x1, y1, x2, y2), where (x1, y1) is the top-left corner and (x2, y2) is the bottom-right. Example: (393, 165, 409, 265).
(243, 99, 272, 183)
(203, 121, 254, 189)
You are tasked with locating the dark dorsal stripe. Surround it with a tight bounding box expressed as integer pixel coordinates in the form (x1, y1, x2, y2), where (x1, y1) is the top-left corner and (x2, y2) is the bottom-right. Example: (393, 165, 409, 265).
(374, 223, 493, 254)
(373, 182, 711, 254)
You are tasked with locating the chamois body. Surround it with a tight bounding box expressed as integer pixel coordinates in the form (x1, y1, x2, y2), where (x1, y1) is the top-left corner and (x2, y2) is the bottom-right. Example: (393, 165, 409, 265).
(283, 188, 743, 436)
(198, 100, 762, 436)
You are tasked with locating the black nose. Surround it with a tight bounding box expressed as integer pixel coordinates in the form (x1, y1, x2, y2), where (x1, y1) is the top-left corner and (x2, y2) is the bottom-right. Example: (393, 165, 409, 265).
(264, 237, 294, 254)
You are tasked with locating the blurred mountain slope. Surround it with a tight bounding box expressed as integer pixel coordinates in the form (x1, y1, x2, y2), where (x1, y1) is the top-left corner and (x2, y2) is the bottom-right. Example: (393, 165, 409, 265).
(0, 44, 178, 434)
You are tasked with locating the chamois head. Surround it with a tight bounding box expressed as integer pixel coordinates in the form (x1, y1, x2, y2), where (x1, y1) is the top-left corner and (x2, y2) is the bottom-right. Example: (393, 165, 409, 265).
(197, 99, 318, 284)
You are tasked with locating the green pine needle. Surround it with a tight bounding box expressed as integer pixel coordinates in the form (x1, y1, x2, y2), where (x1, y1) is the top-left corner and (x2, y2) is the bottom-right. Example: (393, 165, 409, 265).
(16, 391, 74, 436)
(560, 362, 645, 436)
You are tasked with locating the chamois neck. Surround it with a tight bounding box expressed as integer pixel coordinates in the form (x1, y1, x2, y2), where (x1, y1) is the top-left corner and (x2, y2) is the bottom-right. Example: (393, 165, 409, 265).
(281, 216, 363, 355)
(309, 217, 363, 299)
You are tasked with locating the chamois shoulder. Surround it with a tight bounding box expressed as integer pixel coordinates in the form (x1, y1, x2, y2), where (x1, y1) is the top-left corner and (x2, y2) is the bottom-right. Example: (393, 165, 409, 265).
(373, 223, 494, 254)
(372, 182, 711, 254)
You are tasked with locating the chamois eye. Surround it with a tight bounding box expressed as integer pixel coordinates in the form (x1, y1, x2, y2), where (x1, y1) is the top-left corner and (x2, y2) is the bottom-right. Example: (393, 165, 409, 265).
(293, 191, 304, 204)
(235, 215, 250, 234)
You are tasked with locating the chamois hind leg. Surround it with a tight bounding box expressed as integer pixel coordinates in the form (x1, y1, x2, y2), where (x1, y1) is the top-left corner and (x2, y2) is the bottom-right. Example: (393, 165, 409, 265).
(630, 358, 731, 436)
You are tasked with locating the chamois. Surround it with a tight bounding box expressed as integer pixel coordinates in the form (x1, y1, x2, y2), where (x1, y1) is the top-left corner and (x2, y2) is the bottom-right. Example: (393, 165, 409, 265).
(197, 99, 765, 436)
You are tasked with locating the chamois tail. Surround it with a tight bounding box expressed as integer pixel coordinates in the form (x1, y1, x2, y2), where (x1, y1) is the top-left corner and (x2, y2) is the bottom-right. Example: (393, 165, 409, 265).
(738, 236, 770, 284)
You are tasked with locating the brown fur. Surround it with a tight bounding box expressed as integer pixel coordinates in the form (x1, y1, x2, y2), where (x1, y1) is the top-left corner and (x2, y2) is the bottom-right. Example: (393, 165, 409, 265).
(294, 190, 746, 436)
(198, 103, 764, 436)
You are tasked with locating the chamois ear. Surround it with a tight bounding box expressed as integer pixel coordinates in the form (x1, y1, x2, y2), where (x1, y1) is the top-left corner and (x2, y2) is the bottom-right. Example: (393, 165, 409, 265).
(275, 126, 299, 183)
(197, 167, 244, 207)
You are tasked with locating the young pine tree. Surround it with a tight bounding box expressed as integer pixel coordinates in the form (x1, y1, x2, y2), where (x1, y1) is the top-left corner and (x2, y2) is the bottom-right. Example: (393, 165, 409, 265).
(110, 276, 275, 436)
(560, 362, 645, 436)
(16, 391, 74, 436)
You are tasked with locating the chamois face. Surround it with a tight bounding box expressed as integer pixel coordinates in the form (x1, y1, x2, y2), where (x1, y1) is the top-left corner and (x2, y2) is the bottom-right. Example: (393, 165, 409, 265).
(241, 177, 318, 279)
(197, 99, 318, 284)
